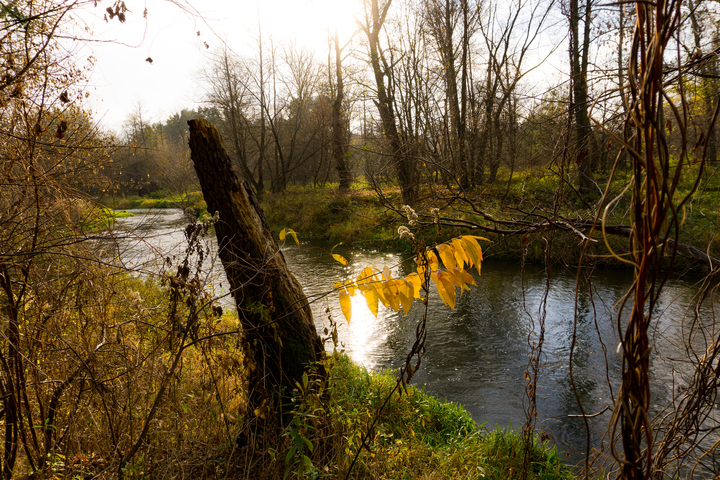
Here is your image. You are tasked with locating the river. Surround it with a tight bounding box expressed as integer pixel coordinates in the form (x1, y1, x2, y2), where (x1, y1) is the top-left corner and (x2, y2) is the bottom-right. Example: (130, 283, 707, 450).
(111, 208, 718, 469)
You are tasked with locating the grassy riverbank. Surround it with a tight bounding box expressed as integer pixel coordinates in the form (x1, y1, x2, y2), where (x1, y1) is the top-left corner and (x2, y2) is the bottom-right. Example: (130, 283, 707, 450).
(16, 265, 580, 479)
(260, 172, 720, 271)
(273, 354, 578, 479)
(100, 190, 206, 213)
(101, 166, 720, 269)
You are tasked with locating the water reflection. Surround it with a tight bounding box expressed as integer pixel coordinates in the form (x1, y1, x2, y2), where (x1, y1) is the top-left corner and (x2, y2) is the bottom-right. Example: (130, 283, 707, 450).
(280, 242, 406, 369)
(109, 208, 233, 305)
(112, 209, 719, 468)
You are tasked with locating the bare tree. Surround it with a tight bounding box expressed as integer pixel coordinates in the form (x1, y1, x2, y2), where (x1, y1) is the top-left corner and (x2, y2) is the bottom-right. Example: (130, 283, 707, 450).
(202, 48, 262, 192)
(424, 0, 474, 188)
(331, 26, 353, 190)
(359, 0, 419, 206)
(569, 0, 595, 196)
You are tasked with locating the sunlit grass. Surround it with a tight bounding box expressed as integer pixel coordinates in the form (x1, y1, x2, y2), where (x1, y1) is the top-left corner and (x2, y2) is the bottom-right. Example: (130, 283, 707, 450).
(283, 354, 581, 479)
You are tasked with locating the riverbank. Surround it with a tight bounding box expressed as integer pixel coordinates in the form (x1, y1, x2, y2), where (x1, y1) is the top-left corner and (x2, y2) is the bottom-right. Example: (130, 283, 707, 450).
(101, 175, 720, 271)
(261, 182, 717, 272)
(273, 353, 578, 479)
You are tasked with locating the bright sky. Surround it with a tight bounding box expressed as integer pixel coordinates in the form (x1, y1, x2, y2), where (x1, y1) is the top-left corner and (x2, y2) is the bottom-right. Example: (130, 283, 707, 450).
(78, 0, 361, 133)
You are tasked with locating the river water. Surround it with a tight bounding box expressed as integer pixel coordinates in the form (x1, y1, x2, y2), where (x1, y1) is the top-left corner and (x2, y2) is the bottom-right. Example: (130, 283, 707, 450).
(111, 208, 719, 469)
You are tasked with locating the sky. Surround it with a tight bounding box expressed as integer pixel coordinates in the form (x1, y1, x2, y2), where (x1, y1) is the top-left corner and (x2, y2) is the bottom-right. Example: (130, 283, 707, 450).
(77, 0, 362, 133)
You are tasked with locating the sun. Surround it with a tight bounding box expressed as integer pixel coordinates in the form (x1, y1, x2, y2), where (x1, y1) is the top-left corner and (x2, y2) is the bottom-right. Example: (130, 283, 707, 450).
(253, 0, 361, 51)
(308, 0, 361, 41)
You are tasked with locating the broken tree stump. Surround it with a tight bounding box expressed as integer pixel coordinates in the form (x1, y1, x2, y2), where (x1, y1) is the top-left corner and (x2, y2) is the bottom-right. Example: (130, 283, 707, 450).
(187, 118, 323, 405)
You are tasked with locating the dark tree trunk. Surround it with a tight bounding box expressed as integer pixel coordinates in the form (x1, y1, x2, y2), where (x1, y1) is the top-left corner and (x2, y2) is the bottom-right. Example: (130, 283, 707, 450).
(570, 0, 595, 197)
(187, 119, 323, 408)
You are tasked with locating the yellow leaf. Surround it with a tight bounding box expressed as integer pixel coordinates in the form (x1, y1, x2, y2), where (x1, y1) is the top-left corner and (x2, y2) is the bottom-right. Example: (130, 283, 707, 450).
(446, 268, 465, 288)
(382, 280, 400, 312)
(344, 279, 357, 296)
(454, 268, 477, 288)
(356, 266, 378, 285)
(397, 278, 414, 314)
(371, 281, 389, 308)
(331, 243, 348, 265)
(436, 243, 457, 269)
(416, 250, 439, 274)
(405, 272, 424, 299)
(362, 285, 379, 317)
(451, 237, 469, 269)
(448, 268, 476, 295)
(429, 251, 440, 271)
(332, 253, 349, 265)
(396, 278, 412, 300)
(279, 228, 299, 246)
(431, 271, 456, 309)
(339, 290, 352, 323)
(440, 271, 457, 309)
(681, 204, 686, 227)
(382, 265, 392, 281)
(460, 236, 483, 275)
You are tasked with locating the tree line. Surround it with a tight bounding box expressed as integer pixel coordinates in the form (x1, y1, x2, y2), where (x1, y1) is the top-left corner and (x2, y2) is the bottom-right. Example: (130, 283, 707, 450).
(108, 0, 720, 212)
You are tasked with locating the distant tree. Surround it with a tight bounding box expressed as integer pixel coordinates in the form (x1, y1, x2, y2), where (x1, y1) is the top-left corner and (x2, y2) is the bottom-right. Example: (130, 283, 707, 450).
(359, 0, 419, 206)
(202, 48, 262, 191)
(331, 26, 353, 189)
(424, 0, 474, 188)
(264, 44, 327, 192)
(568, 0, 596, 196)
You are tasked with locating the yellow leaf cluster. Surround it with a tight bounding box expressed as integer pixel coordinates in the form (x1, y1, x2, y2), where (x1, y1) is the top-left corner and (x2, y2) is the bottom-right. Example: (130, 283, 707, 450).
(335, 235, 487, 322)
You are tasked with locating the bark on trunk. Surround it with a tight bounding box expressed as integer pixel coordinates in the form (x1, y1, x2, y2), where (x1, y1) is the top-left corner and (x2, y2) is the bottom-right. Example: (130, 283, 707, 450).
(187, 118, 323, 402)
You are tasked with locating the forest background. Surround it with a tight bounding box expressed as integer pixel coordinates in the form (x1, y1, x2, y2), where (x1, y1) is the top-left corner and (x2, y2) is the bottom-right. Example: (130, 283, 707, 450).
(2, 0, 720, 478)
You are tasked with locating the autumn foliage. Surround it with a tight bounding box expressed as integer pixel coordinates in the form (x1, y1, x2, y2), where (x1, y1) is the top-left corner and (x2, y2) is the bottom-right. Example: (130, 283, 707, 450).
(332, 235, 487, 322)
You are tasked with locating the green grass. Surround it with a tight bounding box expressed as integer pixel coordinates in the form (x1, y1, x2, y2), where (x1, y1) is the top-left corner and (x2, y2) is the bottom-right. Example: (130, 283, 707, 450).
(284, 354, 580, 479)
(111, 209, 136, 218)
(99, 190, 207, 214)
